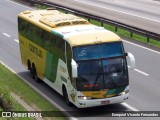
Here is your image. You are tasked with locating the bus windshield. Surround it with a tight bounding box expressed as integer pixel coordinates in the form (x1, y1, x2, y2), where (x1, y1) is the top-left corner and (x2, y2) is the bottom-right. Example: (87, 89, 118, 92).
(73, 42, 128, 91)
(73, 42, 124, 61)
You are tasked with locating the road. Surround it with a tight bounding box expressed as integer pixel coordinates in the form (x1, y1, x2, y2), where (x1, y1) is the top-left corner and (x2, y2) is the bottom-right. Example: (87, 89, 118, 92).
(46, 0, 160, 34)
(0, 0, 160, 119)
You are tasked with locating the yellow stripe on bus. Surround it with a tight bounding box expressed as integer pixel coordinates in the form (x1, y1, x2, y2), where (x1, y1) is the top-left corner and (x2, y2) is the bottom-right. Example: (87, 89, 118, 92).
(19, 34, 47, 79)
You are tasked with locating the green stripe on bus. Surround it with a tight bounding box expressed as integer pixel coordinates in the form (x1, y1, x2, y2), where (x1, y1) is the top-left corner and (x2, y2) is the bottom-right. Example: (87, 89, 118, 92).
(106, 89, 116, 95)
(61, 76, 67, 83)
(44, 52, 58, 83)
(45, 52, 52, 78)
(107, 86, 126, 95)
(51, 30, 64, 39)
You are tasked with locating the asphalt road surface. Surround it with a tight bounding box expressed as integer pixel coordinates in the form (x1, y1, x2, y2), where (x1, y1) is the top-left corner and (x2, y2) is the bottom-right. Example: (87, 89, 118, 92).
(0, 0, 160, 120)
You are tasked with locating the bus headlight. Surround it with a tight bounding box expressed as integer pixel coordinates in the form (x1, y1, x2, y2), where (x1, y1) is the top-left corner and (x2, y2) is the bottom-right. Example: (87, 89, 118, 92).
(78, 96, 92, 100)
(118, 90, 129, 96)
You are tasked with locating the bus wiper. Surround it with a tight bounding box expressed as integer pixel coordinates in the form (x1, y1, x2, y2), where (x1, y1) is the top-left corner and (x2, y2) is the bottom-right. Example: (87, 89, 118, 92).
(91, 73, 101, 90)
(76, 58, 100, 62)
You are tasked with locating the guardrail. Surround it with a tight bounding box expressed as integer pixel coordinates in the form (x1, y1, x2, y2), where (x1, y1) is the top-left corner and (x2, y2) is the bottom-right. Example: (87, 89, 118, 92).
(25, 0, 160, 43)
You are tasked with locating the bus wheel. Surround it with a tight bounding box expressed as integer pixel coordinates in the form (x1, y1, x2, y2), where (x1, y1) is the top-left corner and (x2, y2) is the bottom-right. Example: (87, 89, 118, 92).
(63, 87, 72, 106)
(31, 64, 41, 82)
(27, 60, 31, 71)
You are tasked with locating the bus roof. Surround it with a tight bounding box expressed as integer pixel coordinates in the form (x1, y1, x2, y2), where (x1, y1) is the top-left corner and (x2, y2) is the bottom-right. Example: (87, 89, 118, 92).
(18, 9, 121, 46)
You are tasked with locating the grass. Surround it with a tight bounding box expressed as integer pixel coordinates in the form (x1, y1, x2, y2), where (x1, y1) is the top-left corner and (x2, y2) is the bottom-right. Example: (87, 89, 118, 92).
(34, 4, 47, 9)
(90, 19, 101, 26)
(149, 39, 160, 48)
(0, 82, 26, 112)
(0, 106, 8, 120)
(103, 23, 116, 32)
(0, 86, 33, 120)
(132, 33, 148, 43)
(0, 63, 65, 119)
(117, 28, 131, 38)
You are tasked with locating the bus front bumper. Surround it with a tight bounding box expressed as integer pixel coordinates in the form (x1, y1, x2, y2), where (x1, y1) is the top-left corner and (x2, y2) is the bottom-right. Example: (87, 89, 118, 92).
(75, 93, 129, 108)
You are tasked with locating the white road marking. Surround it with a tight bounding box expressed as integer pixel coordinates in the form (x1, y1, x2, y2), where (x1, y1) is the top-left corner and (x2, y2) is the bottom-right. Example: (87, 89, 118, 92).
(114, 0, 126, 4)
(74, 0, 160, 23)
(14, 39, 19, 43)
(134, 69, 149, 76)
(0, 60, 16, 74)
(123, 40, 160, 55)
(2, 32, 19, 43)
(3, 33, 11, 38)
(128, 65, 149, 76)
(147, 0, 160, 4)
(121, 102, 140, 111)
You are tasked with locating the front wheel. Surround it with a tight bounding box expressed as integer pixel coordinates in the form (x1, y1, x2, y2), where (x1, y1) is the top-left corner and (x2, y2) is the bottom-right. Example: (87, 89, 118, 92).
(63, 87, 72, 106)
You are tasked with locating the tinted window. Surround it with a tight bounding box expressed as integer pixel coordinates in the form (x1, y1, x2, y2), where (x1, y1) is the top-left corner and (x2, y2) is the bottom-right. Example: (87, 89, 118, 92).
(73, 42, 124, 61)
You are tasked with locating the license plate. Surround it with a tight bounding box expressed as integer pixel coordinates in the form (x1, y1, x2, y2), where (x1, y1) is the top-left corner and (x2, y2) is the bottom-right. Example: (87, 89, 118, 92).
(101, 100, 110, 105)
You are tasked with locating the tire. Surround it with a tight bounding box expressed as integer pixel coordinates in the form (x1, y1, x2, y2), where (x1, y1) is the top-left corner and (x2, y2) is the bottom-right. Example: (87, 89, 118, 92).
(63, 87, 72, 106)
(31, 64, 41, 82)
(27, 60, 31, 71)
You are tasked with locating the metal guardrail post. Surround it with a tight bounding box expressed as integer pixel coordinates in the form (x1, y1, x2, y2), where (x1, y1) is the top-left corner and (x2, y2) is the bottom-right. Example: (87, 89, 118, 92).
(101, 22, 103, 27)
(130, 32, 133, 38)
(147, 36, 150, 43)
(115, 26, 118, 32)
(88, 18, 90, 22)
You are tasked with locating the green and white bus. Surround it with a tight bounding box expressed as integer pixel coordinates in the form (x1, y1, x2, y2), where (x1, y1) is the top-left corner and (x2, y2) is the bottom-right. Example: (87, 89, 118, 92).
(18, 9, 135, 108)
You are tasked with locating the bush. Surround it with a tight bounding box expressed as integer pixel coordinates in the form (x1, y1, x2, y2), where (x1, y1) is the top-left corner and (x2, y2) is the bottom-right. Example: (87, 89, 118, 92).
(0, 86, 12, 111)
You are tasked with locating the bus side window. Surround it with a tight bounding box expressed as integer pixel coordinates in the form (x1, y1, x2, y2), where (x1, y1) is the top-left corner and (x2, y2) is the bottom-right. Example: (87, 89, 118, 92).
(42, 31, 51, 50)
(26, 22, 40, 45)
(18, 18, 25, 33)
(66, 42, 72, 78)
(56, 37, 65, 62)
(18, 18, 29, 37)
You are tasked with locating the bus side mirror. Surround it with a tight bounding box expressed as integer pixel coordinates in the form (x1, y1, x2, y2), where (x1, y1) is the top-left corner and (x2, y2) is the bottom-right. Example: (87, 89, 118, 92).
(71, 59, 78, 78)
(127, 52, 135, 70)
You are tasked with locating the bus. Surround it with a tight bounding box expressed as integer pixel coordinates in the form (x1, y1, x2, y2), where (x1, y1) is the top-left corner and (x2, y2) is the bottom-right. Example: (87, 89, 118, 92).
(18, 9, 135, 108)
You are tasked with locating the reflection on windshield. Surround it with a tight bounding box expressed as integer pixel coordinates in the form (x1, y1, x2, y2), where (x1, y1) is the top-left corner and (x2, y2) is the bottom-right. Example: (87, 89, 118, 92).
(77, 60, 103, 91)
(103, 58, 128, 89)
(73, 42, 123, 61)
(76, 58, 128, 91)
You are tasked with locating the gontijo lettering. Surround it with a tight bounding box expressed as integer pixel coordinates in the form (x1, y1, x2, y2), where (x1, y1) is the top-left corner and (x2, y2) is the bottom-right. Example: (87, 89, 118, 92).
(29, 44, 42, 58)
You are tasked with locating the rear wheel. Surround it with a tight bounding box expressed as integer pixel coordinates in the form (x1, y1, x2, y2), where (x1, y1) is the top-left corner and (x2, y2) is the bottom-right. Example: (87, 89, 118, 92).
(31, 64, 41, 82)
(27, 60, 31, 71)
(63, 87, 72, 106)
